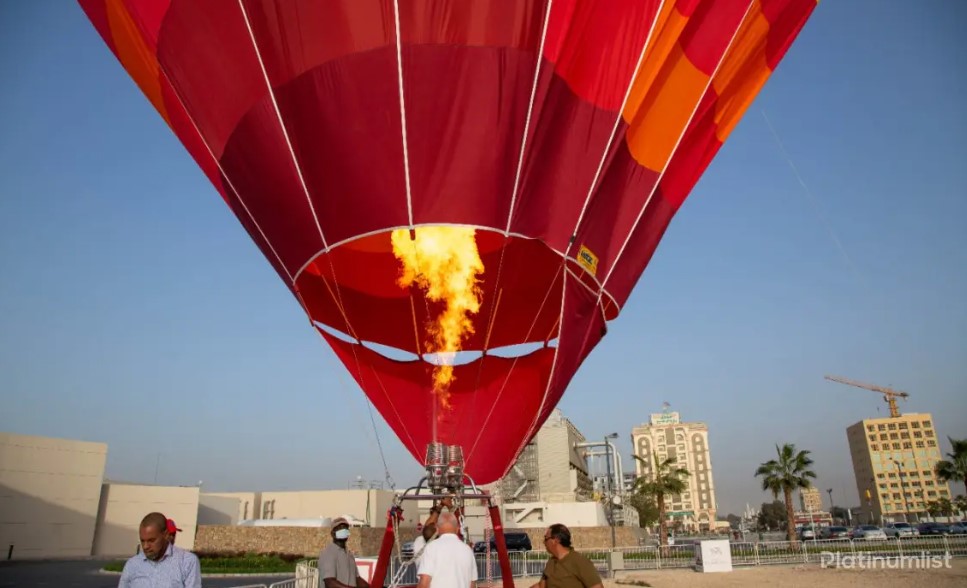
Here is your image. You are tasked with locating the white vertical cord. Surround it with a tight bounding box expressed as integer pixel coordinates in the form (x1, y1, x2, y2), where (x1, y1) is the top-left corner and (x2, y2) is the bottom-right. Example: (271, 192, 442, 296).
(503, 0, 555, 234)
(565, 0, 668, 256)
(392, 0, 415, 226)
(601, 0, 756, 292)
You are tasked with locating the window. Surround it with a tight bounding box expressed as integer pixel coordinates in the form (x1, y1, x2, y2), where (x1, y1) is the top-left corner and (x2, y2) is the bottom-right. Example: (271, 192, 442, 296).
(914, 431, 922, 438)
(900, 432, 910, 439)
(880, 434, 889, 441)
(927, 440, 936, 447)
(903, 442, 912, 449)
(898, 422, 908, 429)
(872, 443, 879, 450)
(890, 433, 899, 440)
(868, 435, 876, 442)
(916, 441, 924, 448)
(867, 425, 875, 432)
(922, 421, 931, 427)
(878, 424, 886, 431)
(925, 430, 935, 438)
(888, 423, 897, 430)
(911, 422, 920, 429)
(892, 443, 901, 450)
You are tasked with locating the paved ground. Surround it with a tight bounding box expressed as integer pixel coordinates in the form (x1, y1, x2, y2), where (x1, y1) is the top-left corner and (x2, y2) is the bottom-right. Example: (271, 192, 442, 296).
(0, 559, 290, 588)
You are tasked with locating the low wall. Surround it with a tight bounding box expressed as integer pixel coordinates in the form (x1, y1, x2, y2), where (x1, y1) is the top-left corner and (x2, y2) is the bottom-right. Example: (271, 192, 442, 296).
(195, 525, 642, 556)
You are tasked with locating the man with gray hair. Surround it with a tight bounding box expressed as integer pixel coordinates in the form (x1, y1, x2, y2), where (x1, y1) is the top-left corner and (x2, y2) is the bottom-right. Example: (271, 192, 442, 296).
(416, 511, 477, 588)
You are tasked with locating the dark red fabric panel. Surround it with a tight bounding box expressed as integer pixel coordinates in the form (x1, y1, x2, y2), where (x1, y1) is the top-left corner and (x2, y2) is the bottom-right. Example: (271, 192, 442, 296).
(296, 235, 564, 352)
(568, 138, 660, 286)
(78, 1, 118, 56)
(500, 272, 607, 476)
(404, 45, 536, 229)
(600, 188, 678, 308)
(399, 0, 548, 48)
(218, 100, 326, 278)
(121, 0, 168, 49)
(238, 0, 393, 90)
(320, 330, 557, 484)
(542, 0, 660, 112)
(157, 0, 268, 159)
(509, 73, 624, 251)
(761, 0, 818, 69)
(268, 48, 409, 247)
(678, 0, 751, 75)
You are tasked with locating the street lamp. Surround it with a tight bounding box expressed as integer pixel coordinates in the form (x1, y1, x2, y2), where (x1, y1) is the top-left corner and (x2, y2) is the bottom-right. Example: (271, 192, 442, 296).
(604, 433, 619, 549)
(827, 488, 834, 523)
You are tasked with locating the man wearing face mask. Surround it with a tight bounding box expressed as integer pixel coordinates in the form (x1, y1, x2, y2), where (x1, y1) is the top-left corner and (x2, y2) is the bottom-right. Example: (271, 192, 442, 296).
(319, 517, 370, 588)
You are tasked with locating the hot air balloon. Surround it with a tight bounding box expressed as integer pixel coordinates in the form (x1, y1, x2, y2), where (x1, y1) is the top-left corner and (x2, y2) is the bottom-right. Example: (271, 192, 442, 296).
(77, 0, 816, 487)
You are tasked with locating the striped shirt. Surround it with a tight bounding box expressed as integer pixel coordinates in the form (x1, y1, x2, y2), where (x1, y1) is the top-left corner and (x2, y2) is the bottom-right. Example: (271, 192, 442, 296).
(118, 543, 201, 588)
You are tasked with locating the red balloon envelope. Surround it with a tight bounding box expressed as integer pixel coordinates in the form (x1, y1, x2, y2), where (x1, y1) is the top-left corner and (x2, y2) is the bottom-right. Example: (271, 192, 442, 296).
(78, 0, 816, 483)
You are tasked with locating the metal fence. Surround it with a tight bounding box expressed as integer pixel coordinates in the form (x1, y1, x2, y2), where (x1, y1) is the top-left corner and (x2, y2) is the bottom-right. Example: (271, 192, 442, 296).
(231, 535, 967, 588)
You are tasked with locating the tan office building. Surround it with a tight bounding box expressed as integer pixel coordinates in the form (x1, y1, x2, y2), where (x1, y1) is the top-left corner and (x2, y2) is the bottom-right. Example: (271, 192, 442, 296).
(499, 409, 593, 504)
(632, 409, 718, 532)
(0, 432, 107, 558)
(847, 413, 951, 524)
(799, 486, 823, 513)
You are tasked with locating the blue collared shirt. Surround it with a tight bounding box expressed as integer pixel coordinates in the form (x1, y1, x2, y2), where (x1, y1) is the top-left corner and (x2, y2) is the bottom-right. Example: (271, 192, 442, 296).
(118, 543, 202, 588)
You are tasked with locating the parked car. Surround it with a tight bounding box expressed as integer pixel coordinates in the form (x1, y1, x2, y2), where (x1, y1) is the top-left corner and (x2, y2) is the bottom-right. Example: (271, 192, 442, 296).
(798, 526, 817, 540)
(820, 526, 851, 540)
(487, 531, 533, 552)
(884, 522, 919, 538)
(948, 523, 967, 535)
(917, 522, 952, 536)
(850, 525, 888, 540)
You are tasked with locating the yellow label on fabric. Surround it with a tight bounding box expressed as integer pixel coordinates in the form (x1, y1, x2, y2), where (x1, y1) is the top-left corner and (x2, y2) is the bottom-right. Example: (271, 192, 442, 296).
(577, 245, 599, 276)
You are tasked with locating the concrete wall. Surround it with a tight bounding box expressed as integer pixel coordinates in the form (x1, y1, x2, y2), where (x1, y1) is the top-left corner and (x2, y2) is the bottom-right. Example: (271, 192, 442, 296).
(195, 524, 408, 557)
(203, 492, 260, 522)
(503, 501, 608, 528)
(92, 483, 200, 555)
(251, 489, 396, 527)
(0, 432, 107, 559)
(199, 494, 240, 526)
(195, 524, 641, 556)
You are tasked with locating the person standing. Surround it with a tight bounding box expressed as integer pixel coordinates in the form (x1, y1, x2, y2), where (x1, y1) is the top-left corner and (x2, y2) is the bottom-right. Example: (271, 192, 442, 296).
(412, 496, 453, 562)
(417, 512, 477, 588)
(530, 524, 602, 588)
(118, 512, 200, 588)
(320, 517, 370, 588)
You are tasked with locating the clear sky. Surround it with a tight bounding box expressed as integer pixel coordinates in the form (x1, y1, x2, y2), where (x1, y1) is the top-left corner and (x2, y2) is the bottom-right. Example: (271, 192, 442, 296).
(1, 2, 964, 517)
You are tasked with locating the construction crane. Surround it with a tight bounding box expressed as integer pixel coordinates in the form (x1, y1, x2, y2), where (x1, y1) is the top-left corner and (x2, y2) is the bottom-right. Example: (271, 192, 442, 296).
(824, 375, 910, 418)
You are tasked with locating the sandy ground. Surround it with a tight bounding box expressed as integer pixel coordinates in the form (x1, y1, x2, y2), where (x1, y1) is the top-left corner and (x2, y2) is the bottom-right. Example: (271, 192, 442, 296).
(493, 559, 967, 588)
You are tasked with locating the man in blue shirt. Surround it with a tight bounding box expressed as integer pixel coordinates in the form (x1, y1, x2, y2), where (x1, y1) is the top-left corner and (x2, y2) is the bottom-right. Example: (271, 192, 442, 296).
(118, 512, 201, 587)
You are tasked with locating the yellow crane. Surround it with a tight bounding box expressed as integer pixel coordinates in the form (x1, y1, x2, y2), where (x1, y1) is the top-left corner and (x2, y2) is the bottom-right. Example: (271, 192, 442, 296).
(824, 375, 910, 418)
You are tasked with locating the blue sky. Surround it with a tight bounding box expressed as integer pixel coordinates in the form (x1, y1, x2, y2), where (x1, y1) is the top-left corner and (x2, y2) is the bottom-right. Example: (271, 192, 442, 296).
(1, 2, 964, 516)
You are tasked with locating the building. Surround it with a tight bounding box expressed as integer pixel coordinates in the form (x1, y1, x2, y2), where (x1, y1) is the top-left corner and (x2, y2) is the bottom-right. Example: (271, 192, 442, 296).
(799, 487, 823, 513)
(93, 482, 200, 555)
(494, 410, 608, 529)
(847, 413, 951, 524)
(631, 408, 718, 532)
(201, 489, 396, 527)
(0, 432, 107, 559)
(499, 409, 593, 504)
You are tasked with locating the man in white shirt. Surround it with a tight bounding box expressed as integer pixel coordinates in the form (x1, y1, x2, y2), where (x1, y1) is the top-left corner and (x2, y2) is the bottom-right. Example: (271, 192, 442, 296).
(417, 512, 477, 588)
(412, 496, 453, 563)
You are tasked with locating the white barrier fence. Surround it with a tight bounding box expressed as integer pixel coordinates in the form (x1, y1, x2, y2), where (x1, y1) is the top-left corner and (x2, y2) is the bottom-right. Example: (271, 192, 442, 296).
(230, 535, 967, 587)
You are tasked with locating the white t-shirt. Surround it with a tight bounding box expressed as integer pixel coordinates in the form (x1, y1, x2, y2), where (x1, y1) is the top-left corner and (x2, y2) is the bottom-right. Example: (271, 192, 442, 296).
(412, 535, 428, 563)
(417, 533, 478, 588)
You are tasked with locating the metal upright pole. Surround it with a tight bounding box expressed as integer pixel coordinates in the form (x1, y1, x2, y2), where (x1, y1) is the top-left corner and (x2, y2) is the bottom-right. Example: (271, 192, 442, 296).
(605, 438, 616, 549)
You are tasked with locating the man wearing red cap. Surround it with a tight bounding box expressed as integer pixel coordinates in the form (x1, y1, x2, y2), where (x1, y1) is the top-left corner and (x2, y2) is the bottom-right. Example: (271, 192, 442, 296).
(166, 519, 182, 544)
(118, 512, 200, 587)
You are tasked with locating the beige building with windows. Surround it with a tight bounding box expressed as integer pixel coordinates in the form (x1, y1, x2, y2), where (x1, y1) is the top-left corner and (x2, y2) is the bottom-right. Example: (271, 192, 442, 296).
(631, 409, 718, 532)
(799, 486, 823, 513)
(494, 410, 608, 529)
(847, 413, 951, 524)
(0, 432, 107, 559)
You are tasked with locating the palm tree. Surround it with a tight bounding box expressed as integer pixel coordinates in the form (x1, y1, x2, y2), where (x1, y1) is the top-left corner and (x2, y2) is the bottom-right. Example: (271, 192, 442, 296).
(633, 452, 689, 547)
(935, 437, 967, 495)
(754, 444, 817, 543)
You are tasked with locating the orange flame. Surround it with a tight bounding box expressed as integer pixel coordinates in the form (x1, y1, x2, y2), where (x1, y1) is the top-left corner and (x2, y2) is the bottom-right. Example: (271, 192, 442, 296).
(391, 226, 484, 407)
